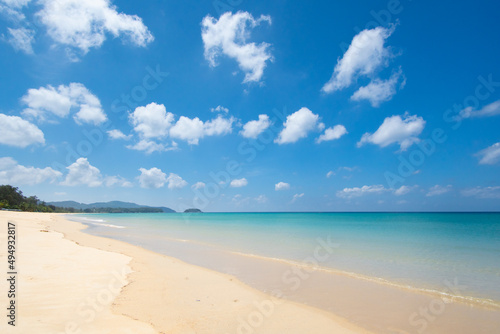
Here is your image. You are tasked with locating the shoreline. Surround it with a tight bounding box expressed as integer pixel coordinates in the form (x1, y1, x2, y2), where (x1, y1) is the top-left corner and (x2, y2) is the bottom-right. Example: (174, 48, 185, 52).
(1, 212, 373, 334)
(72, 213, 500, 334)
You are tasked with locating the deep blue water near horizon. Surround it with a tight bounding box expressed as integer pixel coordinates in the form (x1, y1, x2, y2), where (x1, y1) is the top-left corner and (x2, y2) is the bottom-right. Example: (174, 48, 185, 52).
(72, 212, 500, 305)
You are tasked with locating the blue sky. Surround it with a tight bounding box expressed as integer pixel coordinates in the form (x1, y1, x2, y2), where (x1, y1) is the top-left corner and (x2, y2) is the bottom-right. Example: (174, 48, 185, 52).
(0, 0, 499, 212)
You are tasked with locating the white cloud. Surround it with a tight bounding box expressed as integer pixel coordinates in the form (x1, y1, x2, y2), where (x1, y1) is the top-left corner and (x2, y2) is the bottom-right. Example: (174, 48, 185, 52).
(316, 124, 347, 144)
(0, 157, 62, 185)
(291, 193, 304, 203)
(204, 115, 234, 136)
(104, 176, 132, 188)
(275, 182, 290, 191)
(394, 185, 412, 196)
(458, 100, 500, 120)
(126, 140, 167, 154)
(170, 114, 234, 145)
(426, 185, 452, 197)
(351, 69, 404, 107)
(36, 0, 153, 54)
(0, 0, 31, 20)
(322, 26, 395, 93)
(166, 173, 188, 189)
(211, 105, 229, 114)
(21, 83, 106, 125)
(240, 114, 271, 139)
(0, 114, 45, 147)
(138, 167, 167, 189)
(357, 113, 425, 151)
(476, 142, 500, 165)
(191, 182, 206, 190)
(7, 27, 35, 54)
(107, 129, 131, 140)
(461, 186, 500, 199)
(201, 11, 273, 83)
(169, 116, 204, 145)
(61, 158, 102, 187)
(230, 178, 248, 188)
(129, 103, 174, 139)
(337, 185, 389, 199)
(326, 171, 335, 178)
(275, 107, 323, 144)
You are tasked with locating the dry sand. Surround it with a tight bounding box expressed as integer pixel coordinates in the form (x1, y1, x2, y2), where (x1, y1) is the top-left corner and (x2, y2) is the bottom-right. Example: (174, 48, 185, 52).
(0, 211, 372, 334)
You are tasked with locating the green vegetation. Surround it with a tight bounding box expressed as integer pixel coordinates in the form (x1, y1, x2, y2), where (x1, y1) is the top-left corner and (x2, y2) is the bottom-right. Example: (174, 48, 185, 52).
(0, 185, 166, 213)
(0, 185, 58, 212)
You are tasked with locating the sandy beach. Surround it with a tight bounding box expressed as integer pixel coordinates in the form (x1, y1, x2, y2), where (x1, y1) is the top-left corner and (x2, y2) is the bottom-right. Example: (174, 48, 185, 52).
(0, 211, 372, 334)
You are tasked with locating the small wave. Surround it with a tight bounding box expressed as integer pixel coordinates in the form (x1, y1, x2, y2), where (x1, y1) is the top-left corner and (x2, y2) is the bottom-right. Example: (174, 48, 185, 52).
(90, 222, 126, 229)
(229, 251, 500, 310)
(81, 218, 107, 223)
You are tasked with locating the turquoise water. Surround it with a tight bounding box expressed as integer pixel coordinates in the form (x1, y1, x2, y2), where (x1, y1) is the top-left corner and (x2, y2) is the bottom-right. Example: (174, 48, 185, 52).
(73, 212, 500, 306)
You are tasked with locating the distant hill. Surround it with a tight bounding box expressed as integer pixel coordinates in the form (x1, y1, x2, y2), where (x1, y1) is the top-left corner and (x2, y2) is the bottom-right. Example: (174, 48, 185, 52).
(184, 208, 202, 213)
(48, 200, 175, 213)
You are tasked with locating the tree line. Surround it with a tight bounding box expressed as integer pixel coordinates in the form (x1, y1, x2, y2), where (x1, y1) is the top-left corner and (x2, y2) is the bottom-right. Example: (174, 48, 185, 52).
(0, 185, 163, 213)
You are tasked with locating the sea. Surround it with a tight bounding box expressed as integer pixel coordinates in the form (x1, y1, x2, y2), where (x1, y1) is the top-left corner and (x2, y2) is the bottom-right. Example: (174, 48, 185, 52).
(71, 212, 500, 333)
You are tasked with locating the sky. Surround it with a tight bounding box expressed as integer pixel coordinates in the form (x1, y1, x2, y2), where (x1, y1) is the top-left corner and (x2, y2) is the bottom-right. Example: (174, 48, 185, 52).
(0, 0, 499, 212)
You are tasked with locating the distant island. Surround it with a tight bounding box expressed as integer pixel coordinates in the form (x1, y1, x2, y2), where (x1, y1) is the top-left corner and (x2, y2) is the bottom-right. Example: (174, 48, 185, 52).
(184, 208, 202, 213)
(0, 185, 176, 213)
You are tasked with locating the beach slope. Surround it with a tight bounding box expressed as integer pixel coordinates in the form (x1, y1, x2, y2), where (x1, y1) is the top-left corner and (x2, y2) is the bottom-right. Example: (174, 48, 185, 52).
(0, 212, 370, 334)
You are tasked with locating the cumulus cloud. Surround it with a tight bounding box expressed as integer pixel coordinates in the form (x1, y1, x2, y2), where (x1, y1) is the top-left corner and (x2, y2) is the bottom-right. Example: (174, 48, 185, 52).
(357, 113, 425, 151)
(128, 103, 235, 148)
(275, 107, 324, 144)
(166, 173, 188, 189)
(316, 124, 347, 144)
(7, 27, 35, 54)
(36, 0, 153, 54)
(138, 167, 167, 189)
(230, 178, 248, 188)
(0, 157, 62, 185)
(137, 167, 186, 189)
(351, 69, 404, 107)
(170, 114, 234, 145)
(275, 182, 290, 191)
(202, 11, 273, 83)
(336, 185, 389, 199)
(322, 26, 395, 93)
(107, 129, 131, 140)
(61, 158, 103, 187)
(476, 142, 500, 165)
(461, 186, 500, 199)
(240, 114, 271, 139)
(0, 114, 45, 147)
(458, 100, 500, 120)
(104, 176, 132, 188)
(426, 185, 452, 197)
(394, 185, 413, 196)
(129, 103, 174, 139)
(211, 105, 229, 114)
(126, 140, 176, 154)
(21, 83, 106, 125)
(191, 182, 206, 190)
